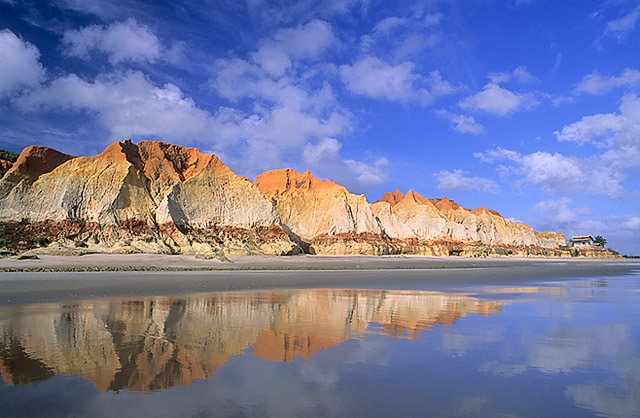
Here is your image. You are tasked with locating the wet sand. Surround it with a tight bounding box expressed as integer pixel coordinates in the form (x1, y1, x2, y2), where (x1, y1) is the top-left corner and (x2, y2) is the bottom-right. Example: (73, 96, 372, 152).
(0, 253, 634, 270)
(0, 254, 637, 306)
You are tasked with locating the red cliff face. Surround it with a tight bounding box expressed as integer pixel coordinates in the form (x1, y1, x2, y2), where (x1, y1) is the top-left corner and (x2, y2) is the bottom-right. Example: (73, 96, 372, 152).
(0, 138, 613, 257)
(10, 145, 74, 180)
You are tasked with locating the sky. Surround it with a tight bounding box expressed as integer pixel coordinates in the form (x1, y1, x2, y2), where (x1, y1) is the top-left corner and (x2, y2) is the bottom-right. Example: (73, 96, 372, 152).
(0, 0, 639, 255)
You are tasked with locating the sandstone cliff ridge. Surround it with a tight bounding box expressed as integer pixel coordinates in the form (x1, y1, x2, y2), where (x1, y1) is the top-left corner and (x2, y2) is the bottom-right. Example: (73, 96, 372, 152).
(0, 139, 613, 258)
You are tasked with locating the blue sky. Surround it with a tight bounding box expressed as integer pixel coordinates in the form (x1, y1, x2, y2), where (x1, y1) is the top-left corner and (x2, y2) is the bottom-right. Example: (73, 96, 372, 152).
(1, 0, 639, 255)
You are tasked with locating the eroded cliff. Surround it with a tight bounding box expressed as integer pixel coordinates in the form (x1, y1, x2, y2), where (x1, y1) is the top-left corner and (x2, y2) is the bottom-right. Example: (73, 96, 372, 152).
(0, 139, 613, 258)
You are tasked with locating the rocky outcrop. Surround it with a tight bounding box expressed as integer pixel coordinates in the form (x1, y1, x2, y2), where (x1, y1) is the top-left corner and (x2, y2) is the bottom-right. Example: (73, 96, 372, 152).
(0, 289, 505, 391)
(0, 140, 298, 256)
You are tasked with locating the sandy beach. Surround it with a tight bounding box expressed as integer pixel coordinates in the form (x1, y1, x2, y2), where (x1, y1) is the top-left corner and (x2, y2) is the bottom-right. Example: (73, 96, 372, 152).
(0, 254, 637, 306)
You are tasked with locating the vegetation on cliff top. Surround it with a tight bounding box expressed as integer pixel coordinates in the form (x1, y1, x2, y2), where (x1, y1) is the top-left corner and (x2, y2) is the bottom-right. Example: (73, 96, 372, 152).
(0, 148, 19, 163)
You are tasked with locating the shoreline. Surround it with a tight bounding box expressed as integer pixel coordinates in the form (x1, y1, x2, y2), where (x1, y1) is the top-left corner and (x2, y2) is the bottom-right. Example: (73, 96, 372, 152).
(0, 253, 634, 272)
(0, 255, 638, 306)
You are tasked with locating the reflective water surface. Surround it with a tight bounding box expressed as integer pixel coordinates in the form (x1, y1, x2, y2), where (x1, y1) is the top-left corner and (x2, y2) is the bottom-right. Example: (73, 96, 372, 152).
(1, 273, 640, 417)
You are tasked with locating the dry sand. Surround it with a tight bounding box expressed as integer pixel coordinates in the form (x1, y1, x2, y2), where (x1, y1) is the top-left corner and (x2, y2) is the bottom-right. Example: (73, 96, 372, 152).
(0, 254, 638, 306)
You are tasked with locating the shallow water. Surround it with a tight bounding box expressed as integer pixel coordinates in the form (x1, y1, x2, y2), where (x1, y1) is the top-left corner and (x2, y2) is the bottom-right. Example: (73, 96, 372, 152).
(1, 271, 639, 417)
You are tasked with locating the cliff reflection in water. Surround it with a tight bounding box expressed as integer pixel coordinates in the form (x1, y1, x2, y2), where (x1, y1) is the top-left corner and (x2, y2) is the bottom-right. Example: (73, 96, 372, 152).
(0, 289, 504, 392)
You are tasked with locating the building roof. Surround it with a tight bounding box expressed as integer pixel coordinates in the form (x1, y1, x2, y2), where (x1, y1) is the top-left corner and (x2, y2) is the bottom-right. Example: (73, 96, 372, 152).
(571, 235, 594, 241)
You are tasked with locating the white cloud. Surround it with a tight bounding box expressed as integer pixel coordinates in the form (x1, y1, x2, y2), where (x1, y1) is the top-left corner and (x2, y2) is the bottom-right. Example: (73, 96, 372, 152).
(17, 71, 212, 142)
(532, 198, 640, 254)
(435, 109, 485, 134)
(476, 148, 625, 198)
(458, 82, 538, 116)
(574, 68, 640, 95)
(56, 0, 117, 18)
(555, 93, 640, 149)
(605, 7, 640, 39)
(211, 58, 339, 114)
(207, 20, 395, 187)
(340, 57, 422, 102)
(0, 30, 45, 97)
(62, 19, 161, 64)
(371, 16, 408, 34)
(251, 20, 334, 77)
(434, 169, 500, 193)
(523, 151, 625, 198)
(474, 147, 522, 163)
(302, 137, 388, 192)
(340, 57, 455, 104)
(533, 197, 592, 226)
(360, 13, 443, 60)
(487, 66, 537, 85)
(15, 67, 354, 180)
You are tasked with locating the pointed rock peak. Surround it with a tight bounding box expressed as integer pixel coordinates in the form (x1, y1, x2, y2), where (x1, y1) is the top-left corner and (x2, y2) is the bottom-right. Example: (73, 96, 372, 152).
(255, 168, 345, 198)
(413, 192, 431, 206)
(435, 196, 460, 212)
(9, 145, 74, 180)
(378, 189, 405, 206)
(255, 168, 295, 196)
(394, 189, 424, 209)
(102, 139, 230, 181)
(472, 206, 497, 216)
(99, 139, 137, 159)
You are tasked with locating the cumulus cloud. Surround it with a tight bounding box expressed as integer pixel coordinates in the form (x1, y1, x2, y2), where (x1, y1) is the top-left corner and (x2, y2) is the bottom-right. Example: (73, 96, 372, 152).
(434, 169, 500, 193)
(458, 82, 538, 116)
(574, 68, 640, 95)
(0, 30, 45, 97)
(340, 57, 455, 104)
(62, 19, 161, 64)
(435, 109, 485, 134)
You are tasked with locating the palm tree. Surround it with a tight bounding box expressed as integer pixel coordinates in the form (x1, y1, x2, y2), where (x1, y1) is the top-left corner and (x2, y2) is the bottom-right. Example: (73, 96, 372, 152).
(594, 235, 607, 247)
